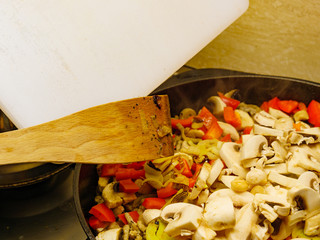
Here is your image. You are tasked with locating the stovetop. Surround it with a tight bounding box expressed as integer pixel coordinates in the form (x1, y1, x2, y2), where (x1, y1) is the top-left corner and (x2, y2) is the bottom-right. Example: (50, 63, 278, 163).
(0, 167, 87, 240)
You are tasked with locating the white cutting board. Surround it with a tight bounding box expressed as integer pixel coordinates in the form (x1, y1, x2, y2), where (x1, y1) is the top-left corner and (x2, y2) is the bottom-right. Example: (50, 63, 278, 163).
(0, 0, 248, 129)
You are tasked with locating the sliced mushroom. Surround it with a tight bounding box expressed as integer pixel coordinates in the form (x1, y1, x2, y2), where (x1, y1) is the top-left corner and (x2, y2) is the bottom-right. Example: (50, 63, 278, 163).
(287, 148, 306, 175)
(207, 96, 226, 116)
(264, 163, 288, 175)
(266, 140, 287, 164)
(98, 176, 110, 192)
(197, 189, 210, 206)
(96, 228, 122, 240)
(238, 102, 261, 116)
(217, 121, 240, 141)
(288, 210, 307, 226)
(253, 193, 291, 219)
(204, 195, 235, 231)
(225, 203, 259, 240)
(293, 109, 309, 122)
(102, 182, 123, 208)
(219, 142, 248, 178)
(274, 117, 294, 131)
(254, 110, 276, 127)
(207, 158, 224, 186)
(304, 212, 320, 236)
(294, 148, 320, 172)
(288, 186, 320, 216)
(235, 109, 254, 130)
(160, 203, 203, 237)
(297, 171, 320, 192)
(253, 124, 285, 137)
(179, 108, 197, 119)
(267, 170, 298, 189)
(297, 127, 320, 142)
(240, 134, 268, 160)
(269, 107, 290, 119)
(192, 223, 216, 240)
(189, 162, 211, 200)
(270, 217, 294, 240)
(208, 188, 254, 208)
(220, 175, 238, 189)
(142, 209, 161, 225)
(251, 219, 271, 240)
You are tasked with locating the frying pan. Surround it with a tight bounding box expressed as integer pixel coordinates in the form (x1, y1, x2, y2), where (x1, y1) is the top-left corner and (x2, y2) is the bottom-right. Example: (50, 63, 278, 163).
(73, 68, 320, 239)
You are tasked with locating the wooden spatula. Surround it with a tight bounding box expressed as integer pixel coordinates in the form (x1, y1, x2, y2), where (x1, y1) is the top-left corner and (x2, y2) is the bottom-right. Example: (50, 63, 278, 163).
(0, 95, 173, 165)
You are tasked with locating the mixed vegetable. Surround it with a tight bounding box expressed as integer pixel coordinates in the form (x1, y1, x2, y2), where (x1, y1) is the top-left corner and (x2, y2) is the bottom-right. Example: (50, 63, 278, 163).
(87, 91, 320, 240)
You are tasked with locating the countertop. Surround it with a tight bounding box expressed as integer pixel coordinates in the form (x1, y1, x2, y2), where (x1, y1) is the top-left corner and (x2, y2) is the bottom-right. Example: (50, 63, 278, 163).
(185, 0, 320, 83)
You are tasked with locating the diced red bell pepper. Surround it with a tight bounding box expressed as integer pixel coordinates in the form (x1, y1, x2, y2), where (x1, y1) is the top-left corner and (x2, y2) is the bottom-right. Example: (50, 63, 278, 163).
(100, 164, 122, 177)
(298, 102, 307, 111)
(293, 102, 308, 114)
(307, 100, 320, 127)
(142, 198, 166, 209)
(223, 106, 241, 129)
(157, 182, 178, 198)
(260, 101, 269, 112)
(278, 100, 299, 114)
(171, 116, 194, 129)
(88, 216, 108, 229)
(197, 106, 218, 130)
(115, 168, 145, 181)
(218, 92, 240, 109)
(192, 163, 202, 179)
(89, 203, 116, 222)
(202, 120, 223, 140)
(188, 178, 196, 188)
(243, 126, 253, 135)
(119, 179, 140, 193)
(220, 134, 232, 142)
(181, 158, 193, 178)
(118, 211, 140, 225)
(125, 161, 146, 170)
(268, 97, 280, 110)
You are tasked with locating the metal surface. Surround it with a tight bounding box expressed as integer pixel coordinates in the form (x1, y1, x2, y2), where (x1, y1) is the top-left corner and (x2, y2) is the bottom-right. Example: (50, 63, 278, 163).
(0, 110, 72, 189)
(0, 167, 86, 240)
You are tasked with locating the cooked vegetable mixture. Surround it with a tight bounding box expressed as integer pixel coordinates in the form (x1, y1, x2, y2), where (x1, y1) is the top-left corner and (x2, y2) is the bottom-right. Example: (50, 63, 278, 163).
(88, 91, 320, 240)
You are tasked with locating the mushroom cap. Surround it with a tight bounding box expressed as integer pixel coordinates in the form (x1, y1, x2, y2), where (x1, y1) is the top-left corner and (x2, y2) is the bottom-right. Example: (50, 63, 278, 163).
(235, 109, 254, 130)
(207, 96, 226, 116)
(298, 171, 320, 192)
(288, 186, 320, 214)
(192, 223, 216, 240)
(142, 209, 161, 225)
(253, 110, 276, 127)
(160, 203, 201, 222)
(219, 142, 248, 178)
(225, 203, 258, 240)
(204, 195, 235, 231)
(240, 134, 268, 160)
(96, 228, 122, 240)
(217, 121, 240, 141)
(161, 203, 203, 237)
(274, 117, 294, 131)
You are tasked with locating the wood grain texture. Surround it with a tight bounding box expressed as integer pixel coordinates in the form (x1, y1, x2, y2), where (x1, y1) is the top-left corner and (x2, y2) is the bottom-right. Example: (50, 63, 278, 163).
(0, 95, 173, 165)
(187, 0, 320, 83)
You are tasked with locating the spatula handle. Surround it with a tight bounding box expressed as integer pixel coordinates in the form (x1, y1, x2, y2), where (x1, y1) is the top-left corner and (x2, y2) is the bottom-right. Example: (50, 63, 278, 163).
(0, 95, 173, 165)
